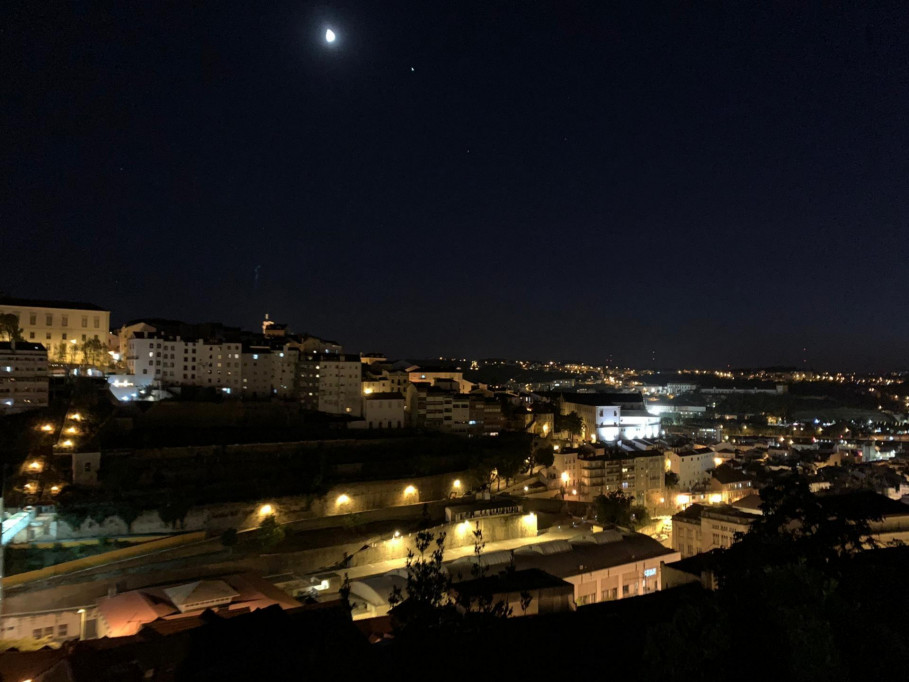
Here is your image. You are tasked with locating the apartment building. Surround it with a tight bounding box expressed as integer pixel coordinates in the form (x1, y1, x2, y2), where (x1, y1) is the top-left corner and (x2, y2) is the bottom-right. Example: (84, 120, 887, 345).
(0, 341, 49, 413)
(0, 297, 110, 364)
(668, 446, 716, 489)
(361, 392, 406, 429)
(298, 354, 362, 416)
(671, 503, 757, 558)
(578, 451, 664, 506)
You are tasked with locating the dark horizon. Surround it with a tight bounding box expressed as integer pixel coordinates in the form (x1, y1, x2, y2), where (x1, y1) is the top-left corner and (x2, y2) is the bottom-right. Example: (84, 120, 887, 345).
(4, 1, 908, 371)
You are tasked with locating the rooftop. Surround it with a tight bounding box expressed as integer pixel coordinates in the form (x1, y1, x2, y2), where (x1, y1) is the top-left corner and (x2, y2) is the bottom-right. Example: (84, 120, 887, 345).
(559, 392, 645, 407)
(0, 296, 107, 312)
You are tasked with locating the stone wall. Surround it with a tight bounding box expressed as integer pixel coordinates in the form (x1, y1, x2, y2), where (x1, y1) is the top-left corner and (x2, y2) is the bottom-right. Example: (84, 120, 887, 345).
(54, 471, 469, 539)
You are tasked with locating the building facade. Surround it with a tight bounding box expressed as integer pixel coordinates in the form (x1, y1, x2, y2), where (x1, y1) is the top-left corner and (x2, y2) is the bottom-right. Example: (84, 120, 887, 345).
(0, 297, 110, 365)
(0, 342, 49, 413)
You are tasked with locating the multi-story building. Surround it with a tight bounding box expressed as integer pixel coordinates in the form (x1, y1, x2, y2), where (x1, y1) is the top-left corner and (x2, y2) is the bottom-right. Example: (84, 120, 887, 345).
(126, 333, 301, 398)
(553, 448, 581, 491)
(559, 393, 661, 442)
(671, 503, 757, 558)
(361, 392, 406, 429)
(407, 384, 482, 435)
(708, 464, 754, 504)
(298, 354, 362, 416)
(407, 367, 473, 393)
(362, 368, 411, 396)
(578, 451, 664, 507)
(668, 446, 716, 489)
(0, 341, 49, 413)
(0, 297, 110, 364)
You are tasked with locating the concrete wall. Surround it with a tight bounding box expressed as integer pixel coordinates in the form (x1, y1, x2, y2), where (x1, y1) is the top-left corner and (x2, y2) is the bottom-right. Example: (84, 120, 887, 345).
(53, 470, 469, 539)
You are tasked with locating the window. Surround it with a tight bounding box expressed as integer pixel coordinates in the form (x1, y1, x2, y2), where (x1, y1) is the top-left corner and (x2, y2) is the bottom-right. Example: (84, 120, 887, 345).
(94, 316, 99, 328)
(58, 623, 68, 637)
(84, 462, 92, 473)
(62, 333, 67, 340)
(46, 332, 51, 340)
(29, 332, 35, 339)
(82, 316, 88, 327)
(29, 313, 37, 325)
(46, 314, 53, 325)
(62, 315, 68, 326)
(33, 628, 42, 639)
(44, 626, 54, 637)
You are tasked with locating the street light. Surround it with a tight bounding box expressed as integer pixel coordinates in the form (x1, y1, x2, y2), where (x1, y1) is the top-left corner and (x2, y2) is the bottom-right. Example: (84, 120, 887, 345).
(78, 608, 86, 640)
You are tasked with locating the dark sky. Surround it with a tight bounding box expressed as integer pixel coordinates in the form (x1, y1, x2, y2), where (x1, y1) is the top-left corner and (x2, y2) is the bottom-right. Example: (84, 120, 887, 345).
(4, 2, 908, 370)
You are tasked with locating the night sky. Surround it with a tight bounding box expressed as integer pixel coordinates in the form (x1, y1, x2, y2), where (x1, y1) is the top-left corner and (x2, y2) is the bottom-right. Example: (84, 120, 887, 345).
(4, 2, 908, 370)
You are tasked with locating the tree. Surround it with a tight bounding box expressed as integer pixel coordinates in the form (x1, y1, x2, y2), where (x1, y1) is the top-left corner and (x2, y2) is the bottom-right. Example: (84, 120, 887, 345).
(555, 411, 584, 445)
(0, 313, 23, 342)
(594, 490, 637, 528)
(80, 337, 106, 367)
(664, 471, 679, 487)
(54, 342, 67, 363)
(468, 456, 497, 491)
(257, 514, 285, 550)
(716, 469, 880, 589)
(532, 444, 555, 470)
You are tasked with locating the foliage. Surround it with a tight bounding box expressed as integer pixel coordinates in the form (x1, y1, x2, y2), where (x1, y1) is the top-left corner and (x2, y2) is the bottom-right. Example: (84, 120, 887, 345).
(593, 490, 641, 528)
(79, 336, 107, 367)
(257, 514, 285, 550)
(0, 313, 23, 342)
(389, 530, 450, 612)
(716, 469, 879, 589)
(532, 444, 555, 469)
(555, 411, 584, 444)
(664, 471, 679, 487)
(555, 411, 584, 436)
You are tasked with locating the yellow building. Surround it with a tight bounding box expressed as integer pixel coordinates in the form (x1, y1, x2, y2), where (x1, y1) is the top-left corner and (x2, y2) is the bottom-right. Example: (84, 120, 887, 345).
(0, 297, 110, 364)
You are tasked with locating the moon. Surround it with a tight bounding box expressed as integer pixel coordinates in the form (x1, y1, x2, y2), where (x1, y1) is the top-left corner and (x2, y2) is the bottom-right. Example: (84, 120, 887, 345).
(325, 29, 336, 43)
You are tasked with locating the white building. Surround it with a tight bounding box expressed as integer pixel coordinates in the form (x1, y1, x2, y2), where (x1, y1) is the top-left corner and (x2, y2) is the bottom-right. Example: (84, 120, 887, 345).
(125, 333, 301, 398)
(298, 354, 363, 416)
(560, 393, 661, 442)
(0, 297, 110, 364)
(0, 341, 49, 413)
(668, 446, 716, 489)
(361, 392, 406, 429)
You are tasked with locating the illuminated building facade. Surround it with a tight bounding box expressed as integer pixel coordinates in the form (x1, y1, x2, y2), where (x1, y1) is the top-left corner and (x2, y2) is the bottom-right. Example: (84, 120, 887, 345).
(0, 297, 109, 364)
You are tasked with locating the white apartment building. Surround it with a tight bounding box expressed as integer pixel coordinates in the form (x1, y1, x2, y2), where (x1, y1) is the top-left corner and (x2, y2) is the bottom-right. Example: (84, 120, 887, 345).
(0, 342, 49, 412)
(298, 354, 362, 416)
(668, 446, 716, 489)
(0, 297, 110, 364)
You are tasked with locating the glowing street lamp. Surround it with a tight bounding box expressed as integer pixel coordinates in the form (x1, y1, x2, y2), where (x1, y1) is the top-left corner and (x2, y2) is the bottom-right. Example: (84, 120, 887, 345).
(258, 504, 274, 517)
